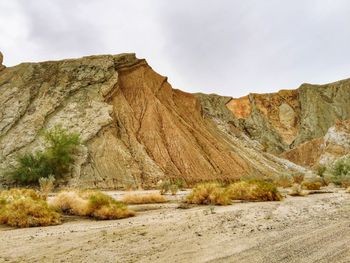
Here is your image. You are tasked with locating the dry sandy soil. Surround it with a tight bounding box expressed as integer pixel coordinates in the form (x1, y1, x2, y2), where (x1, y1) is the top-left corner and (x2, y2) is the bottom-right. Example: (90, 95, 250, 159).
(0, 190, 350, 263)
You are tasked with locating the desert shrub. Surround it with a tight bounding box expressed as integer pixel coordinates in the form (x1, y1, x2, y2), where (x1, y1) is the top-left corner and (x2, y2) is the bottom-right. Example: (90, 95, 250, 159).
(0, 188, 61, 228)
(122, 193, 167, 204)
(292, 173, 305, 184)
(302, 181, 321, 190)
(157, 180, 171, 195)
(186, 182, 231, 205)
(39, 175, 55, 199)
(52, 190, 134, 220)
(170, 184, 179, 195)
(329, 156, 350, 187)
(8, 126, 80, 185)
(227, 180, 283, 201)
(173, 179, 186, 190)
(272, 174, 292, 188)
(289, 183, 308, 196)
(317, 165, 327, 177)
(51, 191, 89, 216)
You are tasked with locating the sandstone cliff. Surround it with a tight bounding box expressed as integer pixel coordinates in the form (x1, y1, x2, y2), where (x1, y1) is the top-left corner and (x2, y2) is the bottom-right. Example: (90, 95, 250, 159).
(0, 54, 303, 188)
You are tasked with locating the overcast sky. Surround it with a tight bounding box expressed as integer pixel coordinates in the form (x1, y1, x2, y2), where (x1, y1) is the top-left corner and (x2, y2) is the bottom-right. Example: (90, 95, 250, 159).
(1, 0, 350, 97)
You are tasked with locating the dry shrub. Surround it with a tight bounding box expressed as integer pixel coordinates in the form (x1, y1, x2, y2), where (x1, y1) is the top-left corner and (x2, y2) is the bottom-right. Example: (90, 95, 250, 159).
(302, 181, 322, 190)
(0, 188, 61, 228)
(157, 180, 171, 195)
(39, 175, 55, 200)
(51, 191, 89, 215)
(122, 193, 167, 204)
(227, 180, 283, 201)
(292, 173, 305, 184)
(273, 174, 292, 188)
(289, 183, 308, 196)
(170, 184, 179, 195)
(87, 191, 135, 219)
(52, 190, 134, 220)
(186, 183, 231, 205)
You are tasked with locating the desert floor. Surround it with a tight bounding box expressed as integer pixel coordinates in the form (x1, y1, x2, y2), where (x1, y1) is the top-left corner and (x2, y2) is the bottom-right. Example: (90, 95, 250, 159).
(0, 189, 349, 263)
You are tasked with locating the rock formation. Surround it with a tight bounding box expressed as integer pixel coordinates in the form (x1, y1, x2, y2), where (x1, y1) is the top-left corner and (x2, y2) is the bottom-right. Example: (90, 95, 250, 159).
(281, 120, 350, 168)
(0, 53, 304, 189)
(223, 80, 350, 154)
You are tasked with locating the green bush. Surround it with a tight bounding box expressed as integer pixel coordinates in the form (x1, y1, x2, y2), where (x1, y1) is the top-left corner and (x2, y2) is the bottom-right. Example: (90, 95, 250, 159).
(8, 126, 80, 185)
(330, 156, 350, 187)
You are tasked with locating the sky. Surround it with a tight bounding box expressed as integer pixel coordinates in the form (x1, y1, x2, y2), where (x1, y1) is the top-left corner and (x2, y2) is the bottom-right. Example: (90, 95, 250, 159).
(1, 0, 350, 97)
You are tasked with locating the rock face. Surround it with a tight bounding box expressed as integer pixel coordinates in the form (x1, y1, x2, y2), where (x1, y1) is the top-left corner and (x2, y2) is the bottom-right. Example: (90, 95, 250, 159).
(0, 54, 304, 189)
(281, 120, 350, 168)
(224, 80, 350, 154)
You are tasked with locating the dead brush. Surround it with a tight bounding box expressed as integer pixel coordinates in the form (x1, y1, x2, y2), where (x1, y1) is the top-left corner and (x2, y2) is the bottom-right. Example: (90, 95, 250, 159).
(272, 174, 292, 188)
(51, 190, 134, 220)
(227, 180, 283, 201)
(289, 183, 308, 196)
(122, 193, 167, 204)
(39, 175, 55, 200)
(292, 173, 305, 184)
(302, 181, 322, 190)
(186, 182, 231, 205)
(0, 188, 61, 228)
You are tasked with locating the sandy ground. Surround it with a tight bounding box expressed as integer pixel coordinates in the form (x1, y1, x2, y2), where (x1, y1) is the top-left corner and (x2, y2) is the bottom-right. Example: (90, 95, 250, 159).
(0, 190, 350, 263)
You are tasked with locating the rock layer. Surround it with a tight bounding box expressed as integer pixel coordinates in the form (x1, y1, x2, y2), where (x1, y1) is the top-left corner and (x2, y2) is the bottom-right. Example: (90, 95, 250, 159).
(225, 80, 350, 153)
(281, 120, 350, 168)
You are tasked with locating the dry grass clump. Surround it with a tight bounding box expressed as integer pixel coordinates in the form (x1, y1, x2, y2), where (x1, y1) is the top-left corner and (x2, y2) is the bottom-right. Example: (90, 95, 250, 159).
(0, 188, 61, 228)
(122, 193, 167, 204)
(52, 190, 134, 220)
(302, 181, 322, 190)
(51, 191, 89, 215)
(346, 187, 350, 193)
(289, 183, 308, 196)
(186, 182, 231, 205)
(227, 180, 283, 201)
(273, 174, 292, 188)
(292, 173, 305, 184)
(39, 175, 55, 200)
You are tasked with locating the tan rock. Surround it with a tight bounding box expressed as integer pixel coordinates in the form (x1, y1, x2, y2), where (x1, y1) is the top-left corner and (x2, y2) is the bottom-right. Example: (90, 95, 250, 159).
(0, 53, 305, 189)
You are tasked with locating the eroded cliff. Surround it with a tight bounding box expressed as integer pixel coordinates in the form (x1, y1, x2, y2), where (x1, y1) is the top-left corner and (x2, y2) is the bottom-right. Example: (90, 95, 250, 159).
(223, 80, 350, 154)
(0, 53, 303, 188)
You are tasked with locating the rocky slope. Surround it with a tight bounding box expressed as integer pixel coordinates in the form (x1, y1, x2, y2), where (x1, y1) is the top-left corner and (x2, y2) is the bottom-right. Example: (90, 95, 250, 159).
(223, 81, 350, 154)
(0, 53, 302, 189)
(281, 120, 350, 168)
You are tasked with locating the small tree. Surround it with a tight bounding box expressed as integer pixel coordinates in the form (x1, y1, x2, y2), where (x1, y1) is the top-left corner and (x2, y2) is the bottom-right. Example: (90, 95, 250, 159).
(8, 126, 80, 185)
(331, 156, 350, 186)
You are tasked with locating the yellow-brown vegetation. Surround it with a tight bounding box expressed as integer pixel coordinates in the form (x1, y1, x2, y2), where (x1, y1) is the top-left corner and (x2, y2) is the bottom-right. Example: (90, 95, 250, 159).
(52, 190, 134, 220)
(227, 180, 283, 201)
(0, 188, 61, 228)
(122, 193, 167, 204)
(186, 183, 231, 205)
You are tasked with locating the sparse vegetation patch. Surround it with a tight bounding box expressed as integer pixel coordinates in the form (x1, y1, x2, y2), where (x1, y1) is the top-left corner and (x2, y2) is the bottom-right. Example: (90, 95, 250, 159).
(122, 193, 167, 204)
(0, 188, 61, 228)
(52, 190, 134, 220)
(227, 180, 283, 201)
(7, 127, 80, 185)
(186, 182, 231, 205)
